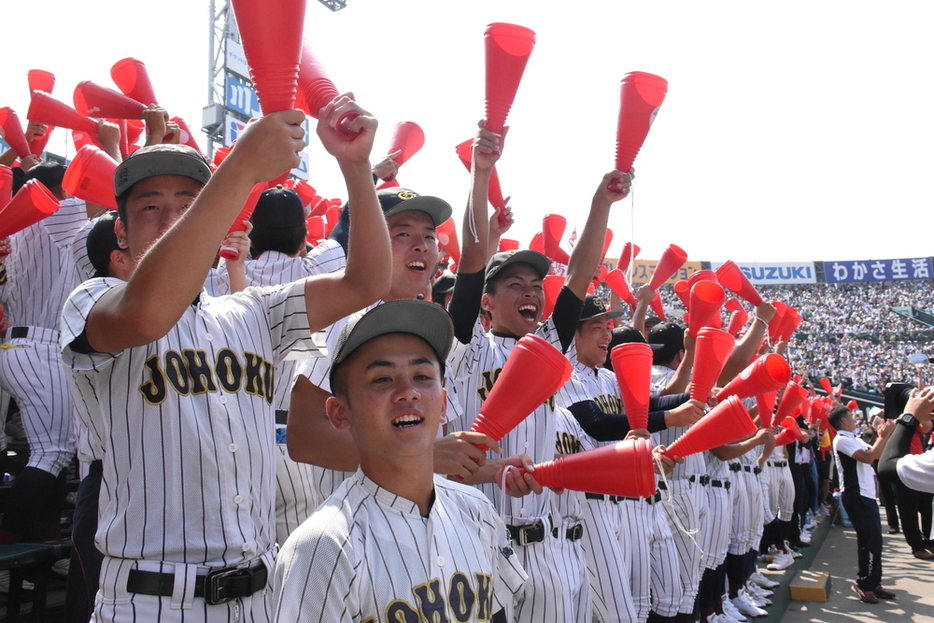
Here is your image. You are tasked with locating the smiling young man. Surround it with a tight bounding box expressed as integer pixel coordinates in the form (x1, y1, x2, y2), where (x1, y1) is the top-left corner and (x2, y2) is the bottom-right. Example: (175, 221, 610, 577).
(273, 299, 527, 622)
(60, 97, 392, 621)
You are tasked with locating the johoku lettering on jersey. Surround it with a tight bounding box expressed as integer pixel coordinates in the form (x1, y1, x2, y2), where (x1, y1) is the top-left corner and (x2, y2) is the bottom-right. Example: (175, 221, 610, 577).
(138, 348, 274, 406)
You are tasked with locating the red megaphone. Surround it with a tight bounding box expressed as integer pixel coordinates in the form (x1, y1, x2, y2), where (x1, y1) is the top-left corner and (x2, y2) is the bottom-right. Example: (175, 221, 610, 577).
(774, 416, 806, 446)
(687, 269, 717, 288)
(454, 138, 510, 221)
(74, 81, 146, 119)
(610, 342, 654, 430)
(469, 334, 572, 443)
(615, 72, 668, 174)
(542, 214, 571, 265)
(725, 297, 744, 314)
(726, 308, 749, 336)
(298, 39, 358, 139)
(305, 215, 325, 242)
(600, 229, 613, 265)
(0, 166, 13, 210)
(61, 145, 119, 210)
(27, 69, 55, 94)
(286, 179, 316, 208)
(28, 91, 98, 134)
(846, 399, 858, 411)
(767, 301, 789, 340)
(774, 382, 808, 427)
(387, 121, 424, 166)
(717, 353, 791, 401)
(756, 391, 778, 429)
(437, 218, 461, 267)
(663, 395, 757, 459)
(0, 108, 34, 158)
(170, 117, 202, 153)
(499, 238, 519, 252)
(673, 280, 691, 309)
(604, 269, 637, 311)
(530, 437, 656, 498)
(543, 275, 565, 321)
(819, 377, 833, 396)
(649, 291, 666, 320)
(647, 244, 688, 290)
(715, 261, 762, 306)
(0, 179, 60, 239)
(687, 280, 725, 337)
(484, 23, 536, 135)
(219, 183, 265, 260)
(324, 204, 341, 237)
(690, 328, 734, 402)
(229, 0, 305, 113)
(618, 241, 641, 273)
(111, 58, 159, 106)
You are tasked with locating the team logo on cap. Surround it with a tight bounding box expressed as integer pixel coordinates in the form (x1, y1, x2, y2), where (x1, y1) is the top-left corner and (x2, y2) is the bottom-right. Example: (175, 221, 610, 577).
(594, 298, 606, 310)
(397, 190, 418, 200)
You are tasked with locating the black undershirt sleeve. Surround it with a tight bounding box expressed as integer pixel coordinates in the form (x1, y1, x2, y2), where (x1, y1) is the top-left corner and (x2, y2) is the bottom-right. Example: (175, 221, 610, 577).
(448, 269, 485, 344)
(878, 422, 917, 485)
(551, 286, 584, 354)
(568, 401, 668, 441)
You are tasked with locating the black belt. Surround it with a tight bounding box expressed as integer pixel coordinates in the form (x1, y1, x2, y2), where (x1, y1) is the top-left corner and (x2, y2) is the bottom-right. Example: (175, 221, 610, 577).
(699, 475, 711, 485)
(729, 463, 742, 472)
(275, 410, 288, 426)
(507, 518, 550, 546)
(585, 493, 624, 503)
(620, 491, 663, 504)
(552, 523, 584, 541)
(742, 465, 761, 474)
(709, 479, 731, 490)
(768, 460, 788, 468)
(10, 327, 28, 339)
(126, 562, 267, 605)
(688, 475, 698, 483)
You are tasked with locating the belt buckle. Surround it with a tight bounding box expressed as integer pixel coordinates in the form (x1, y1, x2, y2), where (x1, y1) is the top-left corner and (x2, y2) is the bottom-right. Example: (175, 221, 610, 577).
(568, 524, 584, 541)
(205, 566, 246, 605)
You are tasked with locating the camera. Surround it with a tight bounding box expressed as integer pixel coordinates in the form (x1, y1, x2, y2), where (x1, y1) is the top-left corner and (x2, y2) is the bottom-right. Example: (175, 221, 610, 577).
(884, 382, 914, 420)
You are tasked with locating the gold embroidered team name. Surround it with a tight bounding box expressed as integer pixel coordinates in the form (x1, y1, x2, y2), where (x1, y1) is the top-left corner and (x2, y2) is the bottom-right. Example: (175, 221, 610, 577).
(362, 573, 495, 623)
(594, 393, 622, 415)
(476, 367, 555, 410)
(139, 348, 274, 406)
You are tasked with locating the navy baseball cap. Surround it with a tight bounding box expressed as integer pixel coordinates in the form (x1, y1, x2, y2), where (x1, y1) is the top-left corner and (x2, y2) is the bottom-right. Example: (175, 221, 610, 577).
(251, 186, 305, 230)
(484, 249, 551, 286)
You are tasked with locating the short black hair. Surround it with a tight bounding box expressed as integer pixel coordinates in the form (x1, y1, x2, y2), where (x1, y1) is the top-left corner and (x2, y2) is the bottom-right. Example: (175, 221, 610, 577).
(250, 224, 306, 258)
(330, 334, 446, 400)
(828, 405, 851, 431)
(25, 162, 66, 194)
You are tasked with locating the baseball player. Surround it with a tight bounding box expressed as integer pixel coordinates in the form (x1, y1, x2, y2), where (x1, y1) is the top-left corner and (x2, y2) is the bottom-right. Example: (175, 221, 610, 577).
(274, 299, 527, 622)
(445, 120, 632, 622)
(60, 97, 391, 621)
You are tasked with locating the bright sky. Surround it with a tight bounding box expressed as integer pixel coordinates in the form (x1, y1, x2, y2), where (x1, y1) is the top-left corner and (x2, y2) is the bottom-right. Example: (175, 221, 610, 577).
(3, 1, 932, 264)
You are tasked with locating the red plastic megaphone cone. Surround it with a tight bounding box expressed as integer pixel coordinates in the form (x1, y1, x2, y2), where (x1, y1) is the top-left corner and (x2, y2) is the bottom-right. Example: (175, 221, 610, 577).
(0, 179, 60, 239)
(74, 81, 146, 119)
(288, 180, 316, 208)
(673, 280, 691, 309)
(726, 309, 749, 336)
(28, 126, 54, 157)
(542, 214, 566, 262)
(774, 416, 806, 446)
(28, 91, 98, 134)
(27, 69, 55, 94)
(111, 58, 158, 106)
(0, 166, 13, 210)
(774, 382, 808, 424)
(72, 129, 102, 152)
(529, 231, 544, 255)
(469, 334, 572, 442)
(687, 269, 717, 287)
(690, 328, 735, 402)
(756, 391, 777, 429)
(724, 297, 744, 314)
(647, 244, 688, 290)
(663, 395, 757, 459)
(610, 342, 654, 430)
(819, 377, 833, 396)
(61, 145, 119, 210)
(717, 354, 791, 401)
(454, 138, 509, 221)
(767, 301, 789, 341)
(593, 265, 609, 292)
(542, 275, 565, 321)
(617, 241, 641, 273)
(781, 309, 802, 342)
(649, 291, 666, 320)
(436, 218, 461, 266)
(687, 280, 725, 337)
(615, 72, 668, 174)
(484, 23, 536, 135)
(387, 121, 425, 166)
(0, 108, 33, 158)
(604, 269, 637, 311)
(499, 238, 519, 253)
(324, 204, 341, 237)
(846, 399, 858, 411)
(230, 0, 305, 113)
(715, 261, 762, 306)
(531, 438, 656, 498)
(305, 215, 325, 242)
(297, 40, 358, 139)
(219, 183, 265, 260)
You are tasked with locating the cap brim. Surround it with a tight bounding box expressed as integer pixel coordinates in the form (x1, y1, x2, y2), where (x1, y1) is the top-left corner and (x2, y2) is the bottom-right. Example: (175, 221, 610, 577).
(383, 195, 453, 227)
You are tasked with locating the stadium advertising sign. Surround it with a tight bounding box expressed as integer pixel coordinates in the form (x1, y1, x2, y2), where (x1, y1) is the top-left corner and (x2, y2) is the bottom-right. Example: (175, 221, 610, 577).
(710, 262, 816, 284)
(824, 257, 933, 283)
(225, 74, 261, 118)
(623, 260, 704, 284)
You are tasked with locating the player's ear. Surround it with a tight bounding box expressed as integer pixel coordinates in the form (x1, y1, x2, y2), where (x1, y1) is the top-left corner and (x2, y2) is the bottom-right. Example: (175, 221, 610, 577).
(326, 395, 352, 431)
(114, 218, 129, 249)
(480, 292, 494, 313)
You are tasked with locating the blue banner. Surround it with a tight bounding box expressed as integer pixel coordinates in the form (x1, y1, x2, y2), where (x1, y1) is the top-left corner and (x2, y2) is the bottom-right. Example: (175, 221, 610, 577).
(225, 74, 261, 118)
(824, 257, 933, 283)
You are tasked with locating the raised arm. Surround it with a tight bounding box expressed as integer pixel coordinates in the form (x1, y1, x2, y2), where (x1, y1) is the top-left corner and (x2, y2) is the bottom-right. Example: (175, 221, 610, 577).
(458, 121, 503, 275)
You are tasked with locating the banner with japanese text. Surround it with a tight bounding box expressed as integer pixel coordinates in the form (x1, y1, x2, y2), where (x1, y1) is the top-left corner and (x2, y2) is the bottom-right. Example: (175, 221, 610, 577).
(824, 257, 933, 283)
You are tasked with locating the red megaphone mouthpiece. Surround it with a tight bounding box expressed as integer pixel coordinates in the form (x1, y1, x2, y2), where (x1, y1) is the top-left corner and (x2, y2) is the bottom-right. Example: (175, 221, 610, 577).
(297, 39, 358, 139)
(649, 291, 666, 320)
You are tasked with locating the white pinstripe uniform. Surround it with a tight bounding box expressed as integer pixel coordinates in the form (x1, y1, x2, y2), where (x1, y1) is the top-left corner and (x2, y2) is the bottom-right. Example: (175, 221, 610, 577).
(732, 450, 765, 554)
(700, 450, 733, 570)
(0, 197, 88, 476)
(650, 364, 708, 616)
(273, 471, 527, 622)
(764, 445, 794, 522)
(61, 277, 313, 621)
(554, 348, 645, 623)
(216, 241, 345, 546)
(447, 317, 578, 623)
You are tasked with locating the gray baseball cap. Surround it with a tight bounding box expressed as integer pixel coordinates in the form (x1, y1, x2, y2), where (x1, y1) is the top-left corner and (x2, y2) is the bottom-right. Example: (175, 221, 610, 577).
(484, 249, 551, 286)
(114, 144, 212, 197)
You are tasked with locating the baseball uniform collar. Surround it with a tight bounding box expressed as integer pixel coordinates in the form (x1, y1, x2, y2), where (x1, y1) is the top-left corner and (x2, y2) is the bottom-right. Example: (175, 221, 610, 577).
(355, 469, 423, 518)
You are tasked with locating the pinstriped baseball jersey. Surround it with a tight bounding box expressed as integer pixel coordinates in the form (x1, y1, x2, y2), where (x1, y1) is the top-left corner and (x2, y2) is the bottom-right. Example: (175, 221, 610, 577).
(650, 366, 706, 480)
(446, 318, 563, 523)
(273, 470, 527, 622)
(216, 240, 346, 299)
(61, 277, 311, 565)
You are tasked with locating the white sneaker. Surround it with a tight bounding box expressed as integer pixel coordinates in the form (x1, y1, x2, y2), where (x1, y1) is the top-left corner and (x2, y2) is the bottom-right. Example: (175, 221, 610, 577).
(0, 570, 35, 593)
(746, 583, 773, 598)
(750, 570, 780, 589)
(743, 587, 771, 607)
(732, 594, 768, 618)
(722, 598, 747, 622)
(767, 553, 794, 571)
(799, 531, 812, 544)
(51, 558, 70, 577)
(784, 541, 803, 558)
